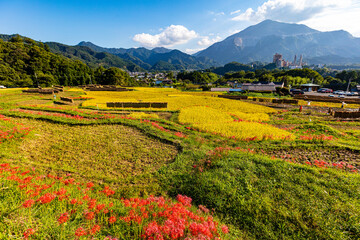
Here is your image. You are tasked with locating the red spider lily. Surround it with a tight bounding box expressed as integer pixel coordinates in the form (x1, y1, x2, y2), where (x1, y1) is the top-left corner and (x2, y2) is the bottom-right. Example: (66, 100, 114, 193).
(100, 186, 115, 196)
(96, 203, 106, 212)
(58, 212, 69, 224)
(55, 188, 67, 195)
(75, 227, 87, 237)
(63, 178, 75, 185)
(109, 216, 117, 224)
(88, 199, 97, 209)
(37, 193, 56, 204)
(150, 122, 170, 132)
(84, 211, 95, 220)
(23, 199, 35, 208)
(174, 132, 186, 138)
(176, 194, 192, 207)
(89, 225, 101, 235)
(23, 228, 35, 239)
(221, 225, 229, 234)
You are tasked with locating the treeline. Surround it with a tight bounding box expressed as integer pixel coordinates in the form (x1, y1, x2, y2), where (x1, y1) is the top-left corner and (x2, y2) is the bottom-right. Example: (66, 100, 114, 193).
(0, 35, 136, 87)
(177, 68, 323, 86)
(177, 71, 219, 84)
(177, 63, 360, 90)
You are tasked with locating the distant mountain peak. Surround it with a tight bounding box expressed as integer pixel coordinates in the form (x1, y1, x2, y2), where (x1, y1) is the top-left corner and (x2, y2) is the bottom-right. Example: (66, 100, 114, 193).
(152, 47, 172, 53)
(230, 19, 319, 39)
(196, 20, 360, 65)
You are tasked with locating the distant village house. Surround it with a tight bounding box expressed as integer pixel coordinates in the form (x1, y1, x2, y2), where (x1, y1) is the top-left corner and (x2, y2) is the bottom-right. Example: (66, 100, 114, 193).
(242, 81, 284, 92)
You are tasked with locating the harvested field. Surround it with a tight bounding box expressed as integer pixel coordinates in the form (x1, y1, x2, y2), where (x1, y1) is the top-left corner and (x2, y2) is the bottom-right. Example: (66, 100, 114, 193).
(13, 118, 178, 189)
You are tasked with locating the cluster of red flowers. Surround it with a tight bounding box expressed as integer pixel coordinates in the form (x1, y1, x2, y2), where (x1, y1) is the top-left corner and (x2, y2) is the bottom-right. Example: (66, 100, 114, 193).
(151, 122, 170, 132)
(0, 163, 229, 239)
(12, 107, 120, 121)
(264, 152, 359, 173)
(174, 132, 186, 138)
(23, 228, 35, 239)
(13, 109, 86, 120)
(121, 195, 228, 240)
(305, 160, 358, 172)
(299, 134, 334, 141)
(140, 120, 188, 139)
(0, 114, 31, 144)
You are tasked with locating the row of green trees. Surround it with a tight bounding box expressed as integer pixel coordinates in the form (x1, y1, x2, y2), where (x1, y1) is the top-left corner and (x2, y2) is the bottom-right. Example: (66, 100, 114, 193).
(176, 67, 360, 90)
(0, 36, 135, 87)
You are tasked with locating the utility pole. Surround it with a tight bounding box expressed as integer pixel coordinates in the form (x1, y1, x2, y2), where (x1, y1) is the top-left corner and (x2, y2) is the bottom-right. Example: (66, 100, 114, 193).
(35, 72, 39, 88)
(346, 78, 352, 93)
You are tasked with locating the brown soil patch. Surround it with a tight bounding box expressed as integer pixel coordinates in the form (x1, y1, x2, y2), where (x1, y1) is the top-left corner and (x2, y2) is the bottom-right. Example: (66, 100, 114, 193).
(260, 148, 360, 170)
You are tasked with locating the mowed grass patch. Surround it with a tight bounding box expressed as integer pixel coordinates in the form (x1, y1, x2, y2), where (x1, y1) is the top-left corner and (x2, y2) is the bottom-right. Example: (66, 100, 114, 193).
(8, 118, 178, 194)
(0, 88, 85, 107)
(0, 91, 53, 106)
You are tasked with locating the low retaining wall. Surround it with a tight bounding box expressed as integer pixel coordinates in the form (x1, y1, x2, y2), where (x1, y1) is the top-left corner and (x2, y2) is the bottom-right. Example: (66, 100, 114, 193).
(272, 99, 298, 104)
(88, 88, 133, 92)
(252, 98, 272, 103)
(333, 111, 360, 118)
(22, 89, 41, 93)
(22, 88, 59, 94)
(106, 102, 168, 108)
(60, 97, 74, 103)
(218, 95, 248, 100)
(295, 95, 360, 104)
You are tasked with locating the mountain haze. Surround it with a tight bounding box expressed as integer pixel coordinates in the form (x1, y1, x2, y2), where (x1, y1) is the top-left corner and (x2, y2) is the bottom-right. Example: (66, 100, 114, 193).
(196, 20, 360, 65)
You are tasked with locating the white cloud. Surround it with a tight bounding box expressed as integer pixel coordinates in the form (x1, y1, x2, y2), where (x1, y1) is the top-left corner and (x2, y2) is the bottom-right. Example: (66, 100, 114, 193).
(197, 36, 222, 47)
(232, 8, 254, 21)
(230, 10, 241, 15)
(231, 0, 353, 23)
(185, 48, 205, 54)
(300, 2, 360, 37)
(209, 11, 225, 16)
(133, 25, 198, 48)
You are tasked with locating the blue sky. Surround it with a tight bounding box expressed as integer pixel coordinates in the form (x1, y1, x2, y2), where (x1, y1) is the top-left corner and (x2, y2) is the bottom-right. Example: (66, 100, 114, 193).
(1, 0, 359, 53)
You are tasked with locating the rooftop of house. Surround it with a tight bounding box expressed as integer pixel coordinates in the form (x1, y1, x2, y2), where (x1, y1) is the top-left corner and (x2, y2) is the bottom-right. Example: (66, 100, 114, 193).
(243, 81, 284, 86)
(300, 83, 320, 87)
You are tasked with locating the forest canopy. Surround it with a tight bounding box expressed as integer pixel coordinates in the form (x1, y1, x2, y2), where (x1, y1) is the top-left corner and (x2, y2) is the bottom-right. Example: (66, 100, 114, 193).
(0, 36, 134, 87)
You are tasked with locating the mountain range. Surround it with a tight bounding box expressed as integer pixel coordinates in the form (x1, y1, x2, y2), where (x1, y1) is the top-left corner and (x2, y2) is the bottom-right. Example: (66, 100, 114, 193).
(0, 35, 219, 71)
(77, 41, 218, 70)
(196, 20, 360, 65)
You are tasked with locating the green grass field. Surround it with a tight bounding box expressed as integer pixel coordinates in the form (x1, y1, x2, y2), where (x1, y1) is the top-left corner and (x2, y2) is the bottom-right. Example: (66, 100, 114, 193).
(1, 88, 360, 239)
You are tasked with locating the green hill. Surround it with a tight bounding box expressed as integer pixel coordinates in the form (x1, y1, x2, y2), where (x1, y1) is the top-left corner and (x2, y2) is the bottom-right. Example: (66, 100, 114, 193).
(0, 35, 135, 87)
(46, 42, 144, 72)
(0, 35, 93, 87)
